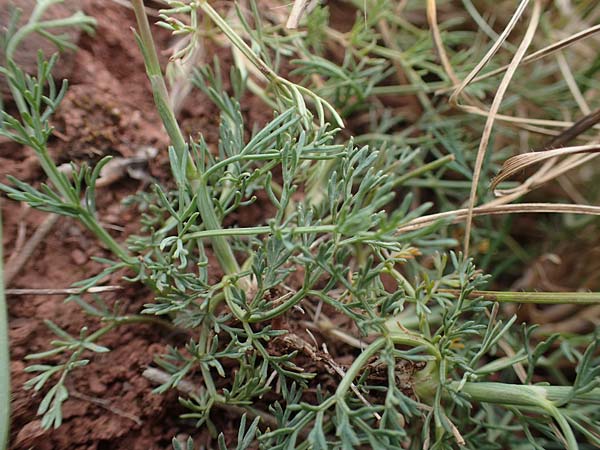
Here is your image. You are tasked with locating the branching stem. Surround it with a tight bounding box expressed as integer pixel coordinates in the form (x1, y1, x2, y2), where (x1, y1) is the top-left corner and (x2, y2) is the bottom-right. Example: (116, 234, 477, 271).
(132, 0, 240, 276)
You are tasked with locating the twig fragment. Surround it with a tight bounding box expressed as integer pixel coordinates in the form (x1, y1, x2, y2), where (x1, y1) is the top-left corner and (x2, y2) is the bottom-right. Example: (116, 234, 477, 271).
(4, 214, 59, 287)
(286, 0, 318, 29)
(5, 286, 123, 296)
(462, 0, 542, 254)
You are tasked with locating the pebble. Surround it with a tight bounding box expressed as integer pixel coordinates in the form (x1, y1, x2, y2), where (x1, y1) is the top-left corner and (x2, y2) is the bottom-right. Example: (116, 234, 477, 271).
(71, 248, 87, 265)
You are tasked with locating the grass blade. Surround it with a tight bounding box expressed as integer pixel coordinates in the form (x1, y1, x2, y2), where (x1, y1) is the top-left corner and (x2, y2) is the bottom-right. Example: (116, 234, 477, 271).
(0, 210, 10, 448)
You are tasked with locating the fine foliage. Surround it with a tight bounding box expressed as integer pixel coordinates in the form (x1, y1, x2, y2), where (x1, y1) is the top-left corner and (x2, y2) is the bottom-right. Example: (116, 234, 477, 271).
(1, 1, 599, 449)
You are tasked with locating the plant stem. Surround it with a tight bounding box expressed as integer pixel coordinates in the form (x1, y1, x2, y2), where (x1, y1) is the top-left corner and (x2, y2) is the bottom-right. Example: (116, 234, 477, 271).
(248, 288, 308, 322)
(109, 314, 179, 330)
(38, 146, 77, 202)
(1, 2, 132, 266)
(84, 314, 178, 344)
(335, 333, 441, 401)
(132, 0, 240, 276)
(0, 212, 10, 450)
(8, 59, 133, 264)
(194, 180, 241, 276)
(199, 1, 343, 128)
(6, 15, 96, 62)
(131, 0, 190, 168)
(455, 381, 600, 406)
(79, 212, 133, 265)
(197, 2, 277, 83)
(454, 381, 594, 450)
(392, 154, 455, 188)
(183, 224, 336, 242)
(44, 157, 132, 265)
(335, 337, 386, 400)
(546, 403, 578, 450)
(34, 140, 133, 266)
(439, 289, 600, 305)
(3, 1, 95, 116)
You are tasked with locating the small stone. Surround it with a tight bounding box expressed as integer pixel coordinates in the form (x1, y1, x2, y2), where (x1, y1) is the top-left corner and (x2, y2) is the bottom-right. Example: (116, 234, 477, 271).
(71, 248, 87, 265)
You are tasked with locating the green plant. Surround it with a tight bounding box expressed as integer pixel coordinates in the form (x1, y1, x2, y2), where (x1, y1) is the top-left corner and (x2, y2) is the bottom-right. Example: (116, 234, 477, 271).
(0, 209, 9, 450)
(1, 0, 600, 448)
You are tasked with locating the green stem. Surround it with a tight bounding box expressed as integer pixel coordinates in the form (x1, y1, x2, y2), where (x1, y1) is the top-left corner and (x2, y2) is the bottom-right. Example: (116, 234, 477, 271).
(149, 75, 190, 166)
(454, 381, 593, 450)
(17, 123, 132, 266)
(204, 151, 339, 180)
(454, 382, 600, 406)
(335, 333, 440, 401)
(370, 83, 445, 95)
(1, 6, 132, 266)
(546, 403, 578, 450)
(183, 224, 336, 242)
(198, 325, 222, 401)
(440, 289, 600, 305)
(36, 146, 77, 203)
(131, 0, 190, 167)
(0, 212, 10, 450)
(79, 212, 133, 265)
(392, 154, 455, 188)
(86, 314, 177, 343)
(222, 278, 249, 321)
(37, 145, 133, 266)
(199, 1, 343, 128)
(6, 15, 96, 61)
(194, 180, 241, 275)
(205, 153, 280, 178)
(39, 149, 132, 264)
(198, 1, 278, 82)
(248, 288, 308, 322)
(404, 179, 511, 189)
(109, 314, 178, 330)
(335, 337, 386, 400)
(132, 0, 240, 276)
(3, 1, 95, 119)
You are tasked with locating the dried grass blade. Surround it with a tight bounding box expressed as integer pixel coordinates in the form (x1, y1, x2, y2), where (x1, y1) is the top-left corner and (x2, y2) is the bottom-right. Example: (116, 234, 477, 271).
(397, 203, 600, 233)
(438, 23, 600, 95)
(556, 52, 590, 116)
(463, 0, 542, 254)
(541, 108, 600, 150)
(427, 0, 460, 85)
(491, 109, 600, 198)
(449, 0, 530, 106)
(490, 145, 600, 194)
